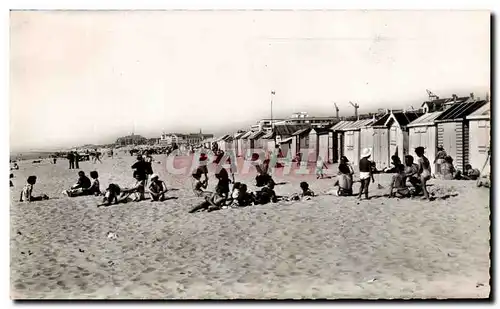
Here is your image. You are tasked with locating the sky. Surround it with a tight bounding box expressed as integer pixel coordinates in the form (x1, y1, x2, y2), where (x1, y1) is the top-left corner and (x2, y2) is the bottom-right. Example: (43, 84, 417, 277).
(10, 10, 490, 151)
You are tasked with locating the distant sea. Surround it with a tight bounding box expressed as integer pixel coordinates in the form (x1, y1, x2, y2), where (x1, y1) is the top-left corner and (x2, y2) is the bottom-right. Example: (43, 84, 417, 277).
(10, 151, 56, 162)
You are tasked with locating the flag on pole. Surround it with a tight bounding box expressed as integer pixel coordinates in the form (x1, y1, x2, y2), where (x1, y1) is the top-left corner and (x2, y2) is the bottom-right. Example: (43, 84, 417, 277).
(271, 91, 275, 95)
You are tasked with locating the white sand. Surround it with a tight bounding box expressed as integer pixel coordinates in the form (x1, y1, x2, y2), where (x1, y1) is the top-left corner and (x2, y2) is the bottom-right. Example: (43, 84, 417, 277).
(10, 153, 490, 299)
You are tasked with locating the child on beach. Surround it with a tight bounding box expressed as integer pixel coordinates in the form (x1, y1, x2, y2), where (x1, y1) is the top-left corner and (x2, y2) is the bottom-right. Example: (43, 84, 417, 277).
(388, 164, 411, 198)
(415, 147, 432, 200)
(19, 176, 49, 202)
(357, 148, 373, 200)
(335, 156, 354, 196)
(148, 174, 169, 202)
(288, 181, 316, 201)
(315, 156, 328, 179)
(441, 156, 457, 180)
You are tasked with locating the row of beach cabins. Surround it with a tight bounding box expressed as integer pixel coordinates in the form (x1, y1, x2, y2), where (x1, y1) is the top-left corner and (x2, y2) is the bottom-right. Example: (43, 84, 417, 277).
(200, 95, 491, 173)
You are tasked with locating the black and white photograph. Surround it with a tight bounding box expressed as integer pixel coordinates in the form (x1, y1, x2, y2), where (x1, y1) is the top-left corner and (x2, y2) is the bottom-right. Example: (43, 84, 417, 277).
(9, 9, 491, 299)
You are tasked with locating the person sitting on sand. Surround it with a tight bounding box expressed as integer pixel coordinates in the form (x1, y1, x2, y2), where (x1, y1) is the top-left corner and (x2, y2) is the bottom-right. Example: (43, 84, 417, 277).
(192, 168, 210, 197)
(288, 181, 316, 201)
(415, 147, 432, 200)
(99, 184, 121, 207)
(117, 170, 146, 202)
(434, 146, 447, 177)
(19, 176, 49, 202)
(63, 171, 92, 197)
(384, 155, 402, 173)
(315, 156, 328, 179)
(215, 167, 232, 197)
(388, 164, 411, 198)
(335, 156, 354, 196)
(189, 183, 228, 213)
(132, 155, 149, 181)
(231, 183, 256, 207)
(300, 181, 315, 198)
(441, 156, 457, 180)
(254, 182, 278, 205)
(404, 155, 422, 195)
(148, 174, 169, 202)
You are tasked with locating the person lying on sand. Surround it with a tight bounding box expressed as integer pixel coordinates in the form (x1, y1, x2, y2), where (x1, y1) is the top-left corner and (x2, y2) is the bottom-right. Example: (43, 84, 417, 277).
(148, 174, 169, 202)
(63, 171, 92, 197)
(189, 184, 228, 213)
(19, 176, 49, 202)
(460, 164, 481, 180)
(388, 164, 411, 198)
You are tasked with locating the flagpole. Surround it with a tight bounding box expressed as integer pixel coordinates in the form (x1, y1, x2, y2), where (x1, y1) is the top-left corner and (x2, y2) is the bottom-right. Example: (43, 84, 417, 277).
(271, 90, 275, 128)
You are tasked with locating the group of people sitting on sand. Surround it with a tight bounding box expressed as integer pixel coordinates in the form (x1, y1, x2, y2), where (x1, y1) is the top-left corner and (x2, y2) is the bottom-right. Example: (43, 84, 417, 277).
(189, 163, 316, 213)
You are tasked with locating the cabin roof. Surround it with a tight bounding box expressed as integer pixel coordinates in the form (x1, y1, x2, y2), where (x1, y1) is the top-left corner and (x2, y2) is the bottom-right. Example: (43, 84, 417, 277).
(292, 127, 312, 136)
(312, 124, 334, 135)
(234, 131, 247, 139)
(249, 131, 265, 140)
(466, 102, 490, 120)
(331, 120, 356, 131)
(435, 100, 488, 122)
(261, 131, 274, 139)
(274, 124, 310, 136)
(421, 96, 469, 107)
(342, 118, 374, 131)
(371, 114, 391, 127)
(407, 111, 443, 127)
(240, 131, 253, 139)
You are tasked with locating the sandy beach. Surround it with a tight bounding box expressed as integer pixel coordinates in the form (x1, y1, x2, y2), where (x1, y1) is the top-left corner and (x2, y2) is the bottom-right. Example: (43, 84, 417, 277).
(10, 152, 490, 299)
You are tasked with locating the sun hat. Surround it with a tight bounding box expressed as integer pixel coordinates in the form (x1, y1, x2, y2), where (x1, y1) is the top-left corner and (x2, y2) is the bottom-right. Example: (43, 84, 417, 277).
(361, 148, 372, 158)
(150, 174, 159, 180)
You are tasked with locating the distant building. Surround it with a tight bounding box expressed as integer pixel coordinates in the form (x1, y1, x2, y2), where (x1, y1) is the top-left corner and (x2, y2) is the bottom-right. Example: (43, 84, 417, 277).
(159, 131, 214, 146)
(274, 112, 338, 127)
(249, 118, 285, 133)
(115, 134, 147, 146)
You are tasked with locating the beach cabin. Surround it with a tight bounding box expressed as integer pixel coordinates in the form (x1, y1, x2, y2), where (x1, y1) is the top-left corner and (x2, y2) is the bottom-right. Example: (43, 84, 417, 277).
(233, 132, 247, 157)
(434, 100, 488, 172)
(330, 120, 356, 163)
(367, 111, 422, 169)
(261, 130, 276, 154)
(274, 124, 310, 158)
(407, 111, 443, 165)
(291, 127, 312, 161)
(238, 131, 252, 157)
(467, 102, 490, 172)
(249, 131, 265, 150)
(341, 119, 375, 166)
(216, 134, 236, 154)
(309, 125, 334, 163)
